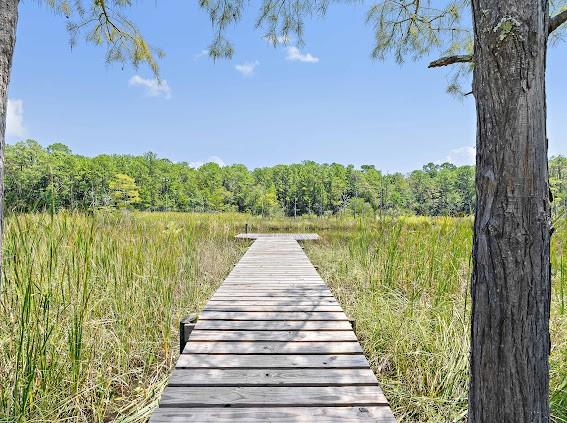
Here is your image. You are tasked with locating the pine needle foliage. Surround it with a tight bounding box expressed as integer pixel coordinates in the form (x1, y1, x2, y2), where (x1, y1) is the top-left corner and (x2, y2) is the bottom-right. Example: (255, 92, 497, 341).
(43, 0, 163, 77)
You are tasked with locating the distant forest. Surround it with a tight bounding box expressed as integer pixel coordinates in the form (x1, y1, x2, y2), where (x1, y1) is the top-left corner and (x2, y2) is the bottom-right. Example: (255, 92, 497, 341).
(6, 140, 567, 217)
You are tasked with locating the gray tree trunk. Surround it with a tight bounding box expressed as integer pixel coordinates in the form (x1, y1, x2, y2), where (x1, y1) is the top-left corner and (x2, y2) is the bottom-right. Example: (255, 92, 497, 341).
(470, 0, 551, 421)
(0, 0, 19, 276)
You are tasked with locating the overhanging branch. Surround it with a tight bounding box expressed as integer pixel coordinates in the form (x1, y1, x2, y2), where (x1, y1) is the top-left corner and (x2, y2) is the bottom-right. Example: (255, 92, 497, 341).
(428, 54, 473, 68)
(428, 11, 567, 69)
(549, 9, 567, 34)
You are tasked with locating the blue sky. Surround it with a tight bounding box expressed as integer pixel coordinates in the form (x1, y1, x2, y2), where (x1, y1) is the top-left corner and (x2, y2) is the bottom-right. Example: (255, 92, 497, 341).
(6, 1, 567, 173)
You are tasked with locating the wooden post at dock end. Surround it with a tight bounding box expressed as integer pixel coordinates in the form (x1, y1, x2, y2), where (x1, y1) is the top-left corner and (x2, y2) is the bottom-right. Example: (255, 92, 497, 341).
(179, 314, 197, 354)
(245, 223, 249, 234)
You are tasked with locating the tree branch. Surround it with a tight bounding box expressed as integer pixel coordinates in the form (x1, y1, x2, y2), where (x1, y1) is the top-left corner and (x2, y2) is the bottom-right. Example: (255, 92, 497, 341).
(428, 10, 566, 69)
(428, 54, 473, 68)
(549, 9, 567, 34)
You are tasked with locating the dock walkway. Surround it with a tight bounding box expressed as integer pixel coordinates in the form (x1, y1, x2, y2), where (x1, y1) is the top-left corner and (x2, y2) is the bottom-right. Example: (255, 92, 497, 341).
(150, 234, 396, 422)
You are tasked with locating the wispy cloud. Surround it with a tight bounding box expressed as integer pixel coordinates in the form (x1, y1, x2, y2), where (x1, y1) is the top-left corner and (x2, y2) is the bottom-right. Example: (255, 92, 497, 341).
(189, 156, 226, 169)
(286, 46, 319, 63)
(446, 146, 475, 166)
(6, 99, 26, 139)
(235, 61, 260, 77)
(194, 49, 209, 60)
(128, 75, 171, 99)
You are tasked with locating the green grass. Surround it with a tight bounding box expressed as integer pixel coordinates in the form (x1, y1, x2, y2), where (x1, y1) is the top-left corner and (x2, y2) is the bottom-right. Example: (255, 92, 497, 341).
(0, 212, 565, 422)
(0, 212, 248, 422)
(304, 215, 567, 422)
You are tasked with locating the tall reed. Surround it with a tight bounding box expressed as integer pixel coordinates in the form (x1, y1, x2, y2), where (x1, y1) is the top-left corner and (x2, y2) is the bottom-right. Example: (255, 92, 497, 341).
(0, 212, 245, 422)
(1, 212, 565, 422)
(306, 215, 567, 422)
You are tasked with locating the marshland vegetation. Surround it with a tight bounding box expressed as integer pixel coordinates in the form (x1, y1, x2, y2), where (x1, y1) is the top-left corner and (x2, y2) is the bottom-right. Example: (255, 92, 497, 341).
(0, 212, 565, 422)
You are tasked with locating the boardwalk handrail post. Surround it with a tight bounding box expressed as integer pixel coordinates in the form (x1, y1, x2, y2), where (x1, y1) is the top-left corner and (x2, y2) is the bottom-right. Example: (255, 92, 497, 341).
(179, 314, 197, 354)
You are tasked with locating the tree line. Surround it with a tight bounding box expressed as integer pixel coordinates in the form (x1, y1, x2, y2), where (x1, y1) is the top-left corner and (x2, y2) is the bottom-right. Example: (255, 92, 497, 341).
(5, 140, 567, 217)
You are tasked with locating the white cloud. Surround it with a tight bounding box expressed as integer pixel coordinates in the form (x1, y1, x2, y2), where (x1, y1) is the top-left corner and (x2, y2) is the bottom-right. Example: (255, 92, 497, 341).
(6, 99, 26, 139)
(235, 61, 260, 77)
(189, 156, 226, 169)
(285, 46, 319, 63)
(446, 146, 476, 166)
(128, 75, 171, 99)
(194, 49, 209, 59)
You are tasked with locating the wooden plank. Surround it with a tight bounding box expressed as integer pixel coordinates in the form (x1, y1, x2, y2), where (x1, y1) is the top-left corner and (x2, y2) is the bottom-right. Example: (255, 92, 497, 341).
(216, 286, 331, 291)
(198, 311, 348, 321)
(219, 285, 329, 289)
(150, 235, 396, 422)
(235, 233, 320, 240)
(204, 305, 343, 312)
(175, 354, 369, 368)
(212, 292, 335, 298)
(207, 299, 340, 306)
(211, 292, 335, 298)
(209, 296, 339, 303)
(168, 368, 378, 386)
(194, 320, 353, 331)
(222, 282, 324, 285)
(188, 330, 358, 341)
(167, 367, 377, 386)
(183, 341, 362, 354)
(159, 386, 387, 407)
(150, 407, 395, 422)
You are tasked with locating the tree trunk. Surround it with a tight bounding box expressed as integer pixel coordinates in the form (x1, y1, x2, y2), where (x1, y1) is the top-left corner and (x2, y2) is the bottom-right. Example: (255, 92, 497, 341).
(470, 0, 551, 421)
(0, 0, 19, 276)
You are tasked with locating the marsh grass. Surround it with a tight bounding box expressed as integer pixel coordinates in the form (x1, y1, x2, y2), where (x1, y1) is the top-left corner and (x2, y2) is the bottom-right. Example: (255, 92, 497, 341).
(0, 212, 565, 422)
(0, 212, 247, 422)
(305, 215, 567, 422)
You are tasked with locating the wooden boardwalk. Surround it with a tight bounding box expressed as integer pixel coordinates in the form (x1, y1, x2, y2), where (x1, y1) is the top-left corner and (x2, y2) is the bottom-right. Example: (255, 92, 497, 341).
(151, 235, 396, 422)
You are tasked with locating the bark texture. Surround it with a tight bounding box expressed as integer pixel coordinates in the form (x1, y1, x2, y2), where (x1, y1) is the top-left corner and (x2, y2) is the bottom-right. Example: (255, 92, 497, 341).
(0, 0, 19, 274)
(470, 0, 551, 422)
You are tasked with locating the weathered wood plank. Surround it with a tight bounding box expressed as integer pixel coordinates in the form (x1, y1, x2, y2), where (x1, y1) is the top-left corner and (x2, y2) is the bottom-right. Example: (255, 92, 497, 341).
(235, 233, 319, 240)
(204, 305, 343, 312)
(209, 296, 339, 303)
(168, 368, 377, 386)
(159, 385, 387, 407)
(221, 284, 324, 287)
(175, 354, 369, 368)
(194, 320, 352, 331)
(219, 285, 330, 290)
(211, 292, 335, 298)
(215, 287, 331, 292)
(213, 291, 334, 297)
(150, 407, 396, 422)
(150, 235, 396, 422)
(198, 311, 348, 321)
(207, 299, 340, 306)
(183, 341, 362, 354)
(188, 330, 358, 341)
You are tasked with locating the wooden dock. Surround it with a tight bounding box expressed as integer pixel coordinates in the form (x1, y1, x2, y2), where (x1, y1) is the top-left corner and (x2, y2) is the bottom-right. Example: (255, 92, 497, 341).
(150, 234, 396, 422)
